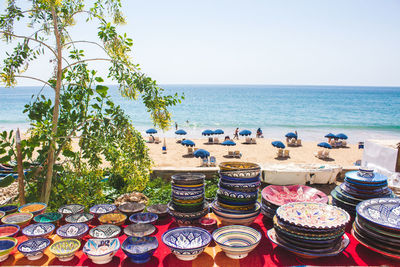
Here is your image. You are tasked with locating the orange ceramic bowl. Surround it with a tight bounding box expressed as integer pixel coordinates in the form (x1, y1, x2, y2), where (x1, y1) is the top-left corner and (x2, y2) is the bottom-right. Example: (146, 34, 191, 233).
(18, 202, 47, 216)
(98, 212, 127, 226)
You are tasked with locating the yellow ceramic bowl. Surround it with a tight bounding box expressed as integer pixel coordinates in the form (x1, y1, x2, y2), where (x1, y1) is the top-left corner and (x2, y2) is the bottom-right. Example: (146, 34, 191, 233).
(98, 212, 127, 226)
(218, 202, 255, 211)
(172, 197, 204, 204)
(219, 162, 260, 171)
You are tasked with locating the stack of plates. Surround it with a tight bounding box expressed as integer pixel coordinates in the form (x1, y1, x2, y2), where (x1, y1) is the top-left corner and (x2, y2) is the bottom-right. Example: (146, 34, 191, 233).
(261, 185, 328, 219)
(267, 202, 351, 259)
(168, 173, 208, 225)
(331, 168, 394, 216)
(211, 162, 261, 226)
(352, 198, 400, 260)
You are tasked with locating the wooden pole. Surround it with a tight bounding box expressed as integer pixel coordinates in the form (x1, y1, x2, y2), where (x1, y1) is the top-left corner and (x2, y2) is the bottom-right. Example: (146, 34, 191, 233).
(396, 142, 400, 173)
(15, 128, 26, 205)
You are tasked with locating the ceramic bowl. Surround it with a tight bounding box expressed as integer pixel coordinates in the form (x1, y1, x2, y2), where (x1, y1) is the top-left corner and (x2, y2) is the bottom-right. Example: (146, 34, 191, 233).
(118, 202, 145, 217)
(219, 162, 261, 179)
(129, 212, 158, 224)
(218, 188, 258, 199)
(0, 224, 20, 237)
(0, 211, 4, 221)
(213, 209, 260, 226)
(58, 204, 85, 217)
(124, 223, 156, 237)
(22, 223, 55, 239)
(33, 212, 63, 226)
(213, 225, 261, 259)
(171, 173, 205, 185)
(89, 204, 116, 217)
(0, 205, 18, 215)
(122, 236, 158, 264)
(162, 227, 212, 261)
(172, 184, 204, 192)
(212, 202, 261, 220)
(98, 212, 127, 226)
(147, 204, 169, 218)
(18, 202, 47, 216)
(0, 237, 17, 262)
(65, 212, 94, 224)
(168, 202, 209, 226)
(172, 201, 205, 213)
(83, 238, 120, 264)
(89, 224, 121, 239)
(17, 237, 51, 260)
(219, 180, 261, 192)
(1, 212, 33, 228)
(49, 238, 81, 262)
(172, 189, 204, 197)
(57, 223, 89, 239)
(199, 218, 217, 232)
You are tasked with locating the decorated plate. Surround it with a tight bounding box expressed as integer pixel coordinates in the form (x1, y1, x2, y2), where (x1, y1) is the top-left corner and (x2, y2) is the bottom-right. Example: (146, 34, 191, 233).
(346, 169, 388, 184)
(356, 198, 400, 231)
(262, 185, 328, 207)
(276, 202, 350, 230)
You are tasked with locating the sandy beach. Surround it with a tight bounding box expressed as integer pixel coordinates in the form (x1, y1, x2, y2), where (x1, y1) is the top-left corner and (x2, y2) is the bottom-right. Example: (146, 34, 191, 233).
(146, 137, 362, 168)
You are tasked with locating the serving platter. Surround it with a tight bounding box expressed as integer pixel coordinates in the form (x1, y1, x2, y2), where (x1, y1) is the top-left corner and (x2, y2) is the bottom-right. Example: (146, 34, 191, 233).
(356, 198, 400, 231)
(346, 170, 388, 184)
(262, 185, 328, 207)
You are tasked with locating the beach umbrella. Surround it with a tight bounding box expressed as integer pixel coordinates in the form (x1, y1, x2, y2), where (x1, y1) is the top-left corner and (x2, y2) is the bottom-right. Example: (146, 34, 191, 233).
(221, 140, 236, 146)
(318, 142, 332, 149)
(271, 141, 285, 149)
(175, 129, 187, 135)
(202, 129, 214, 136)
(324, 133, 336, 139)
(336, 133, 348, 140)
(181, 139, 195, 147)
(285, 132, 297, 139)
(146, 128, 157, 134)
(214, 129, 224, 135)
(239, 130, 252, 136)
(194, 149, 210, 158)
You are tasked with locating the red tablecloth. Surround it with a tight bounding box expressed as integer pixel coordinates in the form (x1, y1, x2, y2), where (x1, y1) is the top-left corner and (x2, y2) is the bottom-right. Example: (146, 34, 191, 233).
(1, 213, 399, 266)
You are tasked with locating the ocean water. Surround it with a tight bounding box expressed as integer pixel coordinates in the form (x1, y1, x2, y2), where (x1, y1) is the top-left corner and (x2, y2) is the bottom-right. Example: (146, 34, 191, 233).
(1, 84, 400, 143)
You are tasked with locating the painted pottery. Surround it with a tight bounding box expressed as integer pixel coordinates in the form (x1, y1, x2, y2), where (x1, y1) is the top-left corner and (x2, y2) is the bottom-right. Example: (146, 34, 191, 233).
(356, 198, 400, 231)
(33, 212, 62, 225)
(262, 185, 328, 206)
(49, 238, 80, 262)
(89, 204, 116, 217)
(58, 204, 85, 216)
(65, 212, 94, 224)
(171, 173, 205, 185)
(57, 223, 89, 239)
(0, 237, 17, 262)
(129, 212, 158, 224)
(98, 212, 127, 226)
(117, 202, 145, 216)
(1, 212, 33, 228)
(89, 224, 121, 239)
(22, 223, 55, 239)
(18, 202, 47, 216)
(0, 224, 20, 237)
(122, 236, 158, 264)
(124, 223, 156, 237)
(0, 205, 18, 215)
(17, 237, 51, 260)
(83, 238, 120, 264)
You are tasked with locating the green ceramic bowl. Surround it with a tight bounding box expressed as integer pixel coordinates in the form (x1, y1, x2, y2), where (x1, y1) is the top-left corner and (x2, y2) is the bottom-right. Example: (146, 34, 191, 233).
(34, 212, 63, 226)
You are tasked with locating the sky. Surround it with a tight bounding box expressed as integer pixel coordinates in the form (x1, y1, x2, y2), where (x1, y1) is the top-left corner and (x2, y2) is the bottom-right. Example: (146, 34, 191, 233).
(0, 0, 400, 87)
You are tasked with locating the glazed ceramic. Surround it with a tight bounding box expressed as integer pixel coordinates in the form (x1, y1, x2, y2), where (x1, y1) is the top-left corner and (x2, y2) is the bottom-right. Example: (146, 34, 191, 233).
(124, 223, 156, 237)
(89, 224, 121, 239)
(49, 238, 80, 261)
(199, 218, 217, 232)
(118, 202, 145, 216)
(171, 173, 205, 185)
(17, 237, 51, 260)
(219, 180, 261, 192)
(122, 236, 158, 263)
(22, 223, 55, 239)
(172, 194, 205, 201)
(0, 224, 20, 237)
(18, 202, 47, 216)
(356, 198, 400, 231)
(0, 237, 17, 262)
(65, 212, 94, 224)
(98, 212, 127, 226)
(129, 212, 158, 224)
(172, 189, 204, 197)
(218, 188, 258, 199)
(219, 162, 261, 175)
(172, 185, 204, 192)
(33, 212, 63, 225)
(212, 225, 261, 259)
(57, 223, 89, 239)
(1, 212, 33, 228)
(0, 211, 4, 221)
(262, 185, 328, 206)
(89, 204, 116, 217)
(346, 169, 388, 183)
(168, 203, 209, 226)
(212, 201, 261, 220)
(213, 209, 260, 226)
(147, 204, 169, 218)
(162, 227, 212, 261)
(172, 201, 204, 213)
(0, 205, 18, 215)
(276, 202, 350, 230)
(83, 238, 120, 264)
(58, 204, 85, 216)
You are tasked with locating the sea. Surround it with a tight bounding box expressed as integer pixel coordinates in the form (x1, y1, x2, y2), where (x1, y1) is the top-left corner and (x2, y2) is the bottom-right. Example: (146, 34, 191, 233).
(1, 84, 400, 143)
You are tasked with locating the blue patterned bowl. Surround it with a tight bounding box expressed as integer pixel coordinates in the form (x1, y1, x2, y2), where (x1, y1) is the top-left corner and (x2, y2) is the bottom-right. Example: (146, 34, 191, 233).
(129, 212, 158, 224)
(58, 204, 85, 217)
(22, 223, 55, 239)
(56, 223, 89, 240)
(83, 238, 120, 264)
(171, 173, 205, 185)
(17, 237, 51, 260)
(162, 227, 212, 261)
(65, 212, 94, 224)
(172, 185, 204, 191)
(0, 237, 17, 262)
(219, 180, 261, 192)
(89, 224, 121, 239)
(0, 205, 18, 215)
(49, 238, 81, 262)
(218, 188, 258, 199)
(89, 204, 116, 217)
(122, 236, 158, 263)
(0, 224, 20, 238)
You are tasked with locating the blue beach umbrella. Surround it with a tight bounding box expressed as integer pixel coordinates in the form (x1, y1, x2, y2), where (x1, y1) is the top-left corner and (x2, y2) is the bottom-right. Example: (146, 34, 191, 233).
(175, 129, 187, 135)
(239, 130, 252, 136)
(214, 129, 224, 135)
(221, 140, 236, 146)
(181, 139, 195, 147)
(194, 149, 210, 158)
(318, 142, 332, 149)
(202, 129, 214, 136)
(324, 133, 336, 139)
(285, 132, 297, 139)
(271, 141, 285, 149)
(336, 133, 348, 140)
(146, 128, 157, 134)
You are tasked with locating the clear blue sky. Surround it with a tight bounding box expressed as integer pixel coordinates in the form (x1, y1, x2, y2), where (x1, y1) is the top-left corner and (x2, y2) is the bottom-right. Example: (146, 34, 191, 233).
(1, 0, 400, 86)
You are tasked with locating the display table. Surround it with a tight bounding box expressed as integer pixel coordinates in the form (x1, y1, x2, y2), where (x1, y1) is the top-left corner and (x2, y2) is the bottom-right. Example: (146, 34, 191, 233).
(1, 213, 398, 266)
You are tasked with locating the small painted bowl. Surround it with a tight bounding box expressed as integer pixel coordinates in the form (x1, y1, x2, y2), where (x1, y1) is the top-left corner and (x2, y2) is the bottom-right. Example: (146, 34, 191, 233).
(83, 238, 120, 264)
(89, 224, 121, 239)
(49, 238, 80, 262)
(65, 212, 94, 224)
(129, 213, 158, 224)
(118, 202, 145, 217)
(56, 223, 89, 240)
(171, 173, 206, 185)
(147, 204, 169, 218)
(162, 227, 212, 261)
(22, 223, 55, 239)
(212, 225, 261, 259)
(33, 212, 63, 226)
(1, 212, 33, 228)
(0, 205, 18, 215)
(0, 237, 17, 262)
(199, 218, 217, 232)
(58, 204, 85, 217)
(218, 188, 258, 199)
(18, 202, 47, 216)
(122, 236, 158, 264)
(0, 211, 4, 221)
(89, 204, 116, 217)
(17, 237, 51, 260)
(124, 223, 156, 237)
(0, 224, 20, 237)
(98, 212, 127, 226)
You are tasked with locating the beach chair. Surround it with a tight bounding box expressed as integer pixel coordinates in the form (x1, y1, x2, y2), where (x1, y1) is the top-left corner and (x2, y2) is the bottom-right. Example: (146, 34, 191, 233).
(314, 150, 323, 159)
(154, 137, 160, 144)
(148, 136, 154, 143)
(213, 137, 219, 144)
(323, 150, 330, 159)
(251, 138, 257, 144)
(296, 139, 302, 146)
(245, 137, 251, 144)
(330, 140, 336, 147)
(210, 156, 217, 167)
(187, 147, 194, 156)
(277, 149, 284, 158)
(228, 151, 234, 157)
(234, 151, 242, 158)
(358, 142, 364, 149)
(342, 141, 347, 147)
(284, 149, 290, 158)
(208, 137, 213, 144)
(201, 158, 209, 167)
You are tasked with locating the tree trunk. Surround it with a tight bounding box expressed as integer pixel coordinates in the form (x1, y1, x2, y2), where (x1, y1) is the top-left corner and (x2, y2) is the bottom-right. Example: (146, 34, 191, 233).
(15, 128, 26, 205)
(41, 7, 62, 204)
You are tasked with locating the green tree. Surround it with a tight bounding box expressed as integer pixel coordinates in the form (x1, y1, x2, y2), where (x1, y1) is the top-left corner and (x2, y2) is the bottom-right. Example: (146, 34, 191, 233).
(0, 0, 182, 205)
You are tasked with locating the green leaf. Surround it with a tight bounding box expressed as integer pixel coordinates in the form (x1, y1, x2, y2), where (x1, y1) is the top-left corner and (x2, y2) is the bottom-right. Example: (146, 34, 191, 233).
(96, 85, 108, 97)
(95, 77, 104, 83)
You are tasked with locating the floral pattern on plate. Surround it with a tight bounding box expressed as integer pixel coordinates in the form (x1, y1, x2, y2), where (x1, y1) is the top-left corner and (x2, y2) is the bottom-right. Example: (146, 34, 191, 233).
(356, 198, 400, 230)
(262, 185, 328, 207)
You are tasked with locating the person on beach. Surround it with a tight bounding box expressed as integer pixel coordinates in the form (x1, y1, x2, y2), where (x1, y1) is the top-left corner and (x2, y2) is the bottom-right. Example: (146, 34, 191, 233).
(256, 128, 263, 138)
(175, 122, 178, 130)
(295, 130, 298, 139)
(224, 135, 230, 141)
(233, 128, 239, 140)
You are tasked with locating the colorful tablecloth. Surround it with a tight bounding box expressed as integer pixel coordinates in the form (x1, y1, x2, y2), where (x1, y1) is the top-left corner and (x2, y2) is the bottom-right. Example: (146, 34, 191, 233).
(1, 213, 398, 266)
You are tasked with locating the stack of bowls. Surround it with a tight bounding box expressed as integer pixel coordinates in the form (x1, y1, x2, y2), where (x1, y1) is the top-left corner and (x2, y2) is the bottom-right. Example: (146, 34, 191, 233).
(261, 185, 328, 219)
(331, 168, 395, 216)
(268, 202, 351, 259)
(211, 162, 261, 226)
(352, 198, 400, 260)
(168, 173, 208, 225)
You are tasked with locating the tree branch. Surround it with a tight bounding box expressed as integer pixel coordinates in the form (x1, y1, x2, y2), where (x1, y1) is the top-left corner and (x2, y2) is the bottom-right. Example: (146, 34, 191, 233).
(62, 58, 112, 72)
(14, 75, 53, 89)
(63, 40, 108, 54)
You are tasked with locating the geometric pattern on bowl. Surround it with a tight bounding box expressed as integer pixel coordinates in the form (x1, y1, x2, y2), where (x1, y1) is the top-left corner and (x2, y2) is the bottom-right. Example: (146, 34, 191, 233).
(83, 238, 120, 264)
(0, 237, 17, 262)
(17, 237, 51, 261)
(50, 238, 81, 262)
(219, 162, 261, 175)
(89, 204, 116, 216)
(1, 212, 33, 227)
(356, 198, 400, 231)
(212, 225, 261, 259)
(124, 224, 156, 237)
(117, 202, 145, 216)
(147, 204, 169, 218)
(171, 173, 206, 185)
(58, 204, 85, 216)
(218, 188, 258, 199)
(212, 201, 260, 214)
(56, 223, 89, 239)
(122, 236, 158, 264)
(65, 212, 94, 224)
(129, 213, 158, 224)
(18, 202, 47, 216)
(33, 212, 63, 225)
(172, 185, 204, 191)
(172, 189, 204, 197)
(89, 224, 121, 239)
(262, 185, 328, 207)
(219, 180, 261, 192)
(22, 223, 55, 239)
(0, 224, 20, 238)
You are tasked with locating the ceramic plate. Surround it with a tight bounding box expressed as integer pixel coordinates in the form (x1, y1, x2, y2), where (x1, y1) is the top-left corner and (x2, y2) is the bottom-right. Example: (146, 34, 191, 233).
(346, 170, 387, 183)
(356, 198, 400, 231)
(262, 185, 328, 207)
